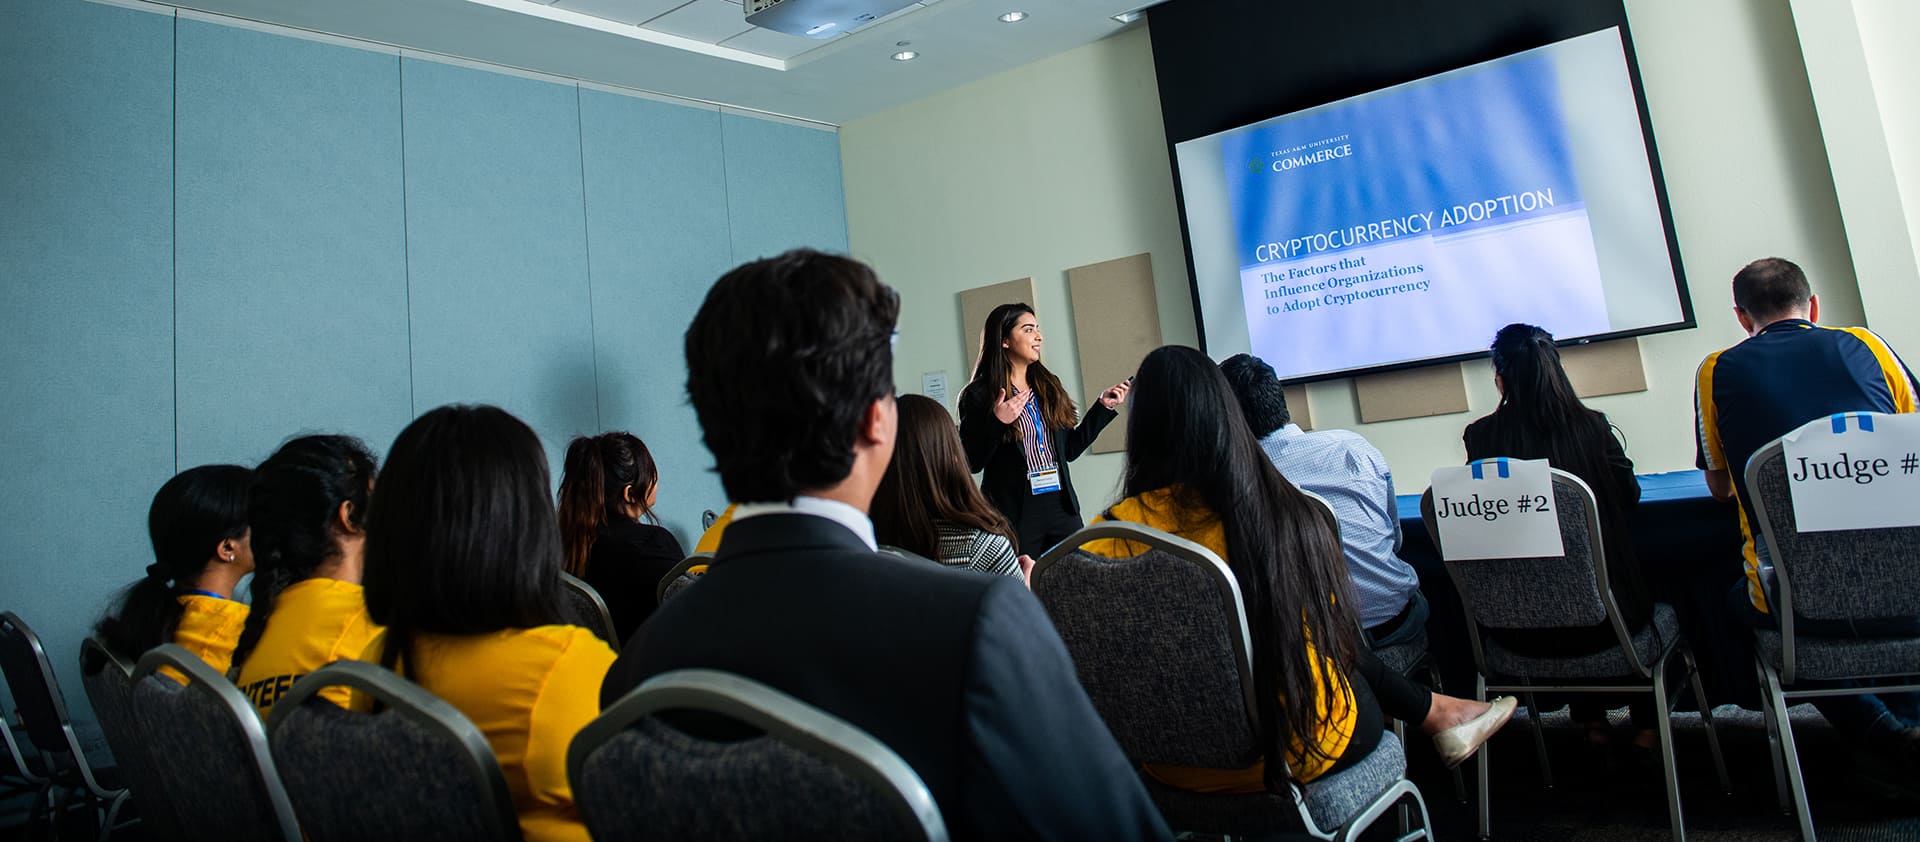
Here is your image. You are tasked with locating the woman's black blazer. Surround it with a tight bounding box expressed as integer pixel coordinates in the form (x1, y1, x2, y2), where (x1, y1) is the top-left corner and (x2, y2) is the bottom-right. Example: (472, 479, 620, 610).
(956, 381, 1116, 523)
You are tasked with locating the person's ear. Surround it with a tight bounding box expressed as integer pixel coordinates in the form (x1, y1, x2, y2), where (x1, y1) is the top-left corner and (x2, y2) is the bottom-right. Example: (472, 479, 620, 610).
(1734, 306, 1756, 336)
(335, 500, 364, 536)
(860, 395, 897, 448)
(216, 537, 242, 564)
(621, 484, 639, 505)
(1807, 294, 1820, 324)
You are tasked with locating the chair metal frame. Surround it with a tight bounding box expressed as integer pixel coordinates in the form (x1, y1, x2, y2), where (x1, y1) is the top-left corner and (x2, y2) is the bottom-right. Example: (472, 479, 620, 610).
(0, 611, 130, 840)
(1422, 466, 1729, 841)
(572, 668, 949, 842)
(130, 644, 302, 842)
(656, 552, 713, 605)
(559, 572, 621, 653)
(78, 636, 179, 842)
(265, 659, 524, 842)
(1033, 521, 1433, 842)
(1743, 432, 1920, 842)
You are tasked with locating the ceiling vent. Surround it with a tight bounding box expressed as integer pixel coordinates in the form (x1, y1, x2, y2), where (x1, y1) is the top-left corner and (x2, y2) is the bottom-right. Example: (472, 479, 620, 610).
(745, 0, 917, 39)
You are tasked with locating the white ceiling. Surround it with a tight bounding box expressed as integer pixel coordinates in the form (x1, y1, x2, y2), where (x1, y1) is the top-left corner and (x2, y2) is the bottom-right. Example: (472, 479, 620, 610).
(149, 0, 1160, 124)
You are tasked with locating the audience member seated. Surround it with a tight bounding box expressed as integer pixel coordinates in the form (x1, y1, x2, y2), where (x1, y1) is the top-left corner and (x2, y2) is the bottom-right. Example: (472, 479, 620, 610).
(234, 435, 382, 715)
(872, 394, 1029, 580)
(599, 249, 1172, 841)
(361, 404, 616, 842)
(1695, 257, 1920, 793)
(95, 464, 255, 680)
(1086, 346, 1514, 791)
(1218, 354, 1426, 651)
(558, 432, 687, 643)
(1461, 323, 1655, 755)
(692, 503, 735, 555)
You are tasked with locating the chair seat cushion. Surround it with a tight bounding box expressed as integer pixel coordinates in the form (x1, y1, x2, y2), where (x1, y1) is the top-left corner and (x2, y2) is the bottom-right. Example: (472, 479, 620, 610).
(1372, 637, 1427, 677)
(1139, 731, 1408, 834)
(1483, 603, 1679, 679)
(1752, 628, 1920, 681)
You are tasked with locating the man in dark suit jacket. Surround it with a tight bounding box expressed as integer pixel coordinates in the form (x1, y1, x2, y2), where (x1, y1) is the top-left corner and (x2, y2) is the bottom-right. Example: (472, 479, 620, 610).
(601, 249, 1170, 842)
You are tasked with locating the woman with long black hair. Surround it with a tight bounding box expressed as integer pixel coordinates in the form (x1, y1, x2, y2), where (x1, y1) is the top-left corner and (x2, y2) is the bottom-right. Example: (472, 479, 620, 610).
(1462, 323, 1652, 754)
(872, 394, 1027, 579)
(94, 465, 254, 677)
(556, 431, 685, 643)
(1090, 346, 1512, 791)
(958, 302, 1130, 553)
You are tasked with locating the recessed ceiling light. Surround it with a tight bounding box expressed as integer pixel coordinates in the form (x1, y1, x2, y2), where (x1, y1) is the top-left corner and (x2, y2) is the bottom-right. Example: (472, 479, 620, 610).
(1112, 9, 1143, 24)
(891, 50, 919, 61)
(998, 10, 1028, 23)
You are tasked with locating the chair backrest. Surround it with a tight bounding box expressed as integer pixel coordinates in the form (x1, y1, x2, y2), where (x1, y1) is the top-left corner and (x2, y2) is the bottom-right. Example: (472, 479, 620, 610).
(657, 553, 712, 606)
(0, 611, 78, 760)
(81, 636, 189, 841)
(1420, 467, 1642, 674)
(1746, 432, 1920, 626)
(1029, 522, 1263, 769)
(266, 660, 522, 842)
(130, 644, 301, 842)
(570, 669, 947, 842)
(558, 573, 620, 652)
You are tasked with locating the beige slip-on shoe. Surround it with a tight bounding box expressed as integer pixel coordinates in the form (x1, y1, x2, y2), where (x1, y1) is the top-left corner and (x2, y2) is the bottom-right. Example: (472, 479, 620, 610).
(1434, 695, 1518, 768)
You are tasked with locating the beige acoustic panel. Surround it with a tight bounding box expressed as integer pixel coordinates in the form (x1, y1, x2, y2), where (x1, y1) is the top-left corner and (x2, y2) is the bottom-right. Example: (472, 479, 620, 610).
(957, 277, 1036, 372)
(1283, 383, 1313, 431)
(1560, 338, 1648, 398)
(1067, 254, 1163, 454)
(1354, 364, 1470, 423)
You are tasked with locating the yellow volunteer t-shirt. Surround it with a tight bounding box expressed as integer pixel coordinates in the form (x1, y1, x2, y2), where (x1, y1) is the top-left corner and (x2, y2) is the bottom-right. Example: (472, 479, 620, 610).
(360, 625, 616, 842)
(166, 594, 250, 684)
(236, 578, 382, 715)
(1085, 488, 1357, 787)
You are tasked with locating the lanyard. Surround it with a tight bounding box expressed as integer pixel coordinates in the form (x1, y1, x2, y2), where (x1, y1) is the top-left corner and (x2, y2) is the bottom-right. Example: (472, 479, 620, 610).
(182, 589, 228, 601)
(1024, 393, 1050, 456)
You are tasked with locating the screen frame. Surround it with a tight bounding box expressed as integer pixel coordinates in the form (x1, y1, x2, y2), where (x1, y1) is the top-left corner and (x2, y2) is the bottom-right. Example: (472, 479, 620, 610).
(1155, 10, 1694, 385)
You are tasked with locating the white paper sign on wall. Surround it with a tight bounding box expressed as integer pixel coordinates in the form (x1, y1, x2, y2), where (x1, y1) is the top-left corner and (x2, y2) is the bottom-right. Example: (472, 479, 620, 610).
(1429, 458, 1565, 561)
(1779, 412, 1920, 532)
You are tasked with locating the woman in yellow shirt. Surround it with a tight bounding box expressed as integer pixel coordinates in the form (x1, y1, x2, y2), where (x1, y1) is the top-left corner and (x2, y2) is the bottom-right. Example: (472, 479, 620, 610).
(361, 405, 616, 842)
(234, 435, 382, 714)
(94, 465, 255, 678)
(1091, 346, 1513, 792)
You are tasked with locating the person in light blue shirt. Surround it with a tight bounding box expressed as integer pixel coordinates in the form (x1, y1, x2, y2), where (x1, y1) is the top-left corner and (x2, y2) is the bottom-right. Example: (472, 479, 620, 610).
(1219, 354, 1425, 650)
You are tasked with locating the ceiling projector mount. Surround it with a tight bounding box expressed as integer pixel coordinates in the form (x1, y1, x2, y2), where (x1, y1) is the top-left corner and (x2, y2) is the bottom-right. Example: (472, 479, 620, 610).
(746, 0, 920, 39)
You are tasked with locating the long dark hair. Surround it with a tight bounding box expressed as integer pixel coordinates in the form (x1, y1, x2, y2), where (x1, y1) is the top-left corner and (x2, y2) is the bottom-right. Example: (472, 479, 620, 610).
(1119, 345, 1359, 787)
(557, 432, 660, 576)
(95, 465, 253, 659)
(1486, 324, 1628, 505)
(872, 394, 1020, 556)
(363, 405, 567, 676)
(234, 435, 378, 669)
(968, 303, 1077, 431)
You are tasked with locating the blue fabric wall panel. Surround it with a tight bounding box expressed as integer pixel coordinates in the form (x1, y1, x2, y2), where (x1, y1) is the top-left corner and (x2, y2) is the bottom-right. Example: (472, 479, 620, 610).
(0, 0, 174, 729)
(174, 21, 411, 467)
(579, 91, 732, 546)
(721, 114, 849, 262)
(400, 58, 598, 475)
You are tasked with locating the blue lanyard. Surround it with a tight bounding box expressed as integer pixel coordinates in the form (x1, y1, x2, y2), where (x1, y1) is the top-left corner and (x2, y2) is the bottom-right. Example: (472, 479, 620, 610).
(1023, 393, 1049, 455)
(182, 589, 228, 601)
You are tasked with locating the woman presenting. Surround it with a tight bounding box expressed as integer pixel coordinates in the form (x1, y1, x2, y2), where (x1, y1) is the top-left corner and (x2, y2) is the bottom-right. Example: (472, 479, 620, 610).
(958, 302, 1130, 554)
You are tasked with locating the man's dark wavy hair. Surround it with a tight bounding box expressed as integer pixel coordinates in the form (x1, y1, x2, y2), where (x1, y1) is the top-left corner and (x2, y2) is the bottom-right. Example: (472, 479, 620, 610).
(685, 249, 900, 501)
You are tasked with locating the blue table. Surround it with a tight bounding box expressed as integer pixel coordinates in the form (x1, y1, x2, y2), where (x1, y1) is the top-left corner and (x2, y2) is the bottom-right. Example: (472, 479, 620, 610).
(1396, 470, 1758, 708)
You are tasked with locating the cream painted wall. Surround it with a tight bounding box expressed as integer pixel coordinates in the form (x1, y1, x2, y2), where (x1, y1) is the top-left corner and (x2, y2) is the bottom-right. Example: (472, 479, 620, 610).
(841, 0, 1867, 513)
(1854, 0, 1920, 320)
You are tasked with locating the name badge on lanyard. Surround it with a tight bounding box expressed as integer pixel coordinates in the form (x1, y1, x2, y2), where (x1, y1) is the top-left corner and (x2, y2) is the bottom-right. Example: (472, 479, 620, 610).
(1029, 469, 1062, 495)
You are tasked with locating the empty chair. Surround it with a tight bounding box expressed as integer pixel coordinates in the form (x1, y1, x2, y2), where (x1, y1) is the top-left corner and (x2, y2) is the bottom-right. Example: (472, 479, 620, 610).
(570, 668, 947, 842)
(559, 573, 620, 652)
(1743, 430, 1920, 841)
(1031, 522, 1432, 840)
(656, 553, 712, 606)
(79, 637, 187, 841)
(0, 612, 128, 840)
(267, 660, 522, 842)
(129, 644, 300, 842)
(1421, 467, 1729, 841)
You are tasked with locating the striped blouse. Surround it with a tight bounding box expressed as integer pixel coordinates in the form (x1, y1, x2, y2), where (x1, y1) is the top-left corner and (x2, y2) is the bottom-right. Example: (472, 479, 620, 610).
(934, 521, 1023, 578)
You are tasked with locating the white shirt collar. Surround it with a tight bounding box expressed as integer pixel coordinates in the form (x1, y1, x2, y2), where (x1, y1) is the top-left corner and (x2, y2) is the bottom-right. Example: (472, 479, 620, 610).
(730, 496, 879, 551)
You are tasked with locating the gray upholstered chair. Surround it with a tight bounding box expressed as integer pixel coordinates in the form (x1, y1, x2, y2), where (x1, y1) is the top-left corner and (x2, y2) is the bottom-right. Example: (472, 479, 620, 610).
(79, 636, 186, 841)
(569, 668, 949, 842)
(1420, 465, 1730, 841)
(656, 552, 713, 606)
(559, 572, 620, 652)
(1743, 429, 1920, 842)
(0, 612, 129, 841)
(266, 660, 522, 842)
(1030, 521, 1433, 841)
(129, 644, 301, 842)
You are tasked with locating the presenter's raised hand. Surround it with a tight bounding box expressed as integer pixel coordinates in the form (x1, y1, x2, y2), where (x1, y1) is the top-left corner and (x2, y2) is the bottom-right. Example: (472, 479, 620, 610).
(1099, 379, 1132, 410)
(993, 387, 1025, 425)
